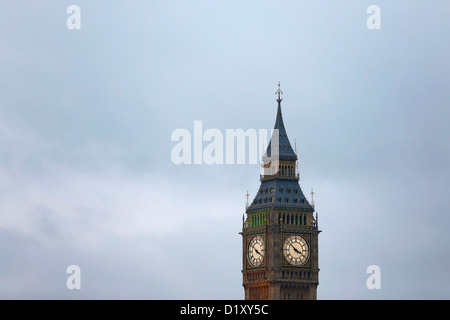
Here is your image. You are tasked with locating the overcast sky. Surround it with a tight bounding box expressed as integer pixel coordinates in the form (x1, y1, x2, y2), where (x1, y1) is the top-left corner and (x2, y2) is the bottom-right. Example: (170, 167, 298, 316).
(0, 1, 449, 299)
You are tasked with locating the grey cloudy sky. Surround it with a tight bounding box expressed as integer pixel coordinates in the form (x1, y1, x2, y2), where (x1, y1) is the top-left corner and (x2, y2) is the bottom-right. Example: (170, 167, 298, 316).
(0, 1, 449, 299)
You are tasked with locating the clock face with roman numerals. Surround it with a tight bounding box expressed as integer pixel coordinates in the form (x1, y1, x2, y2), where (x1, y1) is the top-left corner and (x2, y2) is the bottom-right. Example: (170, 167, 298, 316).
(283, 235, 309, 266)
(248, 235, 265, 267)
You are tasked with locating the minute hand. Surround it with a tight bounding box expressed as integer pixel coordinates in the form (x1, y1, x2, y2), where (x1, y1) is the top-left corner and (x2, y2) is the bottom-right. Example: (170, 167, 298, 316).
(288, 240, 302, 255)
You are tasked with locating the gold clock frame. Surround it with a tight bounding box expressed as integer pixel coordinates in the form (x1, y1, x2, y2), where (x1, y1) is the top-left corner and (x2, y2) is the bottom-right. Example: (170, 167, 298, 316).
(246, 234, 266, 269)
(282, 233, 311, 268)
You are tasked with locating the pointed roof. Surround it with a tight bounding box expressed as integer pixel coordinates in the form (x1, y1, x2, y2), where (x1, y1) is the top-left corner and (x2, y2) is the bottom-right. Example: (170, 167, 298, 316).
(265, 101, 297, 160)
(265, 83, 297, 160)
(247, 179, 314, 212)
(246, 83, 313, 213)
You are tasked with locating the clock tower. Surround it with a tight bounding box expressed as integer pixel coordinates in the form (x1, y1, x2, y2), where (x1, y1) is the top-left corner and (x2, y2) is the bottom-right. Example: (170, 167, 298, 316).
(241, 83, 321, 300)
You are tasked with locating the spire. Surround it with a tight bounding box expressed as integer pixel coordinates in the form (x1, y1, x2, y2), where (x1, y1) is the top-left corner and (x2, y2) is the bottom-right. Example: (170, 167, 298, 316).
(265, 82, 296, 159)
(246, 83, 314, 213)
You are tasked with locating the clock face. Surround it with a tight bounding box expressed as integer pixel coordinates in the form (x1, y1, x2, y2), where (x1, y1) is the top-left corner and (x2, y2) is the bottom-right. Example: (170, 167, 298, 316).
(248, 235, 265, 267)
(283, 235, 309, 266)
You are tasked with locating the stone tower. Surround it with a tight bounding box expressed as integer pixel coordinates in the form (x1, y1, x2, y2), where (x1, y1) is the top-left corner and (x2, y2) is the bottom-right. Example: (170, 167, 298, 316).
(241, 83, 321, 300)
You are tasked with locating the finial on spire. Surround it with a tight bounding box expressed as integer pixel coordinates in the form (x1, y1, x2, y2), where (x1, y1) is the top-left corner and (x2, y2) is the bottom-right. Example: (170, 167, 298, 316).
(310, 188, 315, 208)
(245, 190, 250, 209)
(276, 81, 283, 103)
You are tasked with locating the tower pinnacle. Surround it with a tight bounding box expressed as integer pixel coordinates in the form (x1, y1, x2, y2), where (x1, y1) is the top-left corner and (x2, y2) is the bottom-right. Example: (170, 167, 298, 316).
(245, 190, 250, 209)
(275, 81, 283, 103)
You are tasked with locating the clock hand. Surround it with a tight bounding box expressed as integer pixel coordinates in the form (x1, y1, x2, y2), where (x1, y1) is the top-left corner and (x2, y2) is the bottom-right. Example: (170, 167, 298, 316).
(255, 248, 261, 255)
(288, 240, 301, 255)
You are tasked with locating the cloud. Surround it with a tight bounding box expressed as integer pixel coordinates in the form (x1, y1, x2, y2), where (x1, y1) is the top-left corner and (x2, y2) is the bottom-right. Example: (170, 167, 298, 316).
(0, 0, 449, 299)
(0, 114, 246, 298)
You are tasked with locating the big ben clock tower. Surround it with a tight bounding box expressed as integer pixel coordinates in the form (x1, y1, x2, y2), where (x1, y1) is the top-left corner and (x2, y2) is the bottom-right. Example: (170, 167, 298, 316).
(241, 83, 321, 300)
